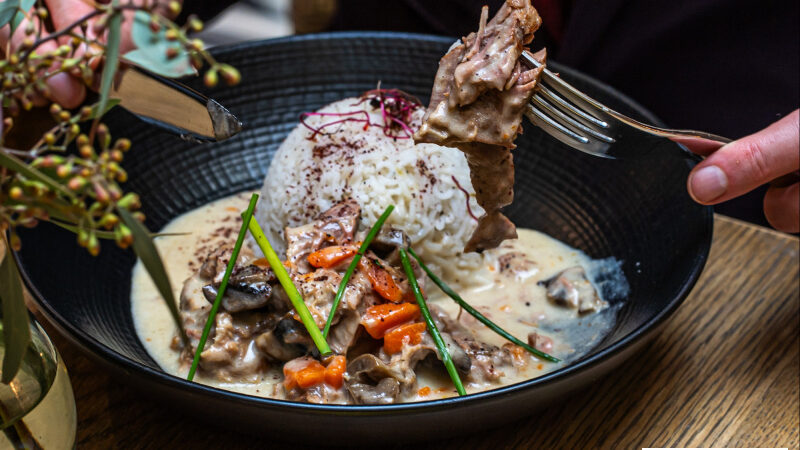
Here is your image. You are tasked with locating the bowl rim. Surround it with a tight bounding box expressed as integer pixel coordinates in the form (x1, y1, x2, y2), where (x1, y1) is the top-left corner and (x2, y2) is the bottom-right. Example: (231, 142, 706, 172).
(15, 30, 714, 414)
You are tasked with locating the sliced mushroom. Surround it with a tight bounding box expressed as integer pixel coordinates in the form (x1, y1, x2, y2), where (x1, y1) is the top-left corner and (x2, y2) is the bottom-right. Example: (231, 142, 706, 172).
(202, 264, 276, 313)
(368, 227, 410, 261)
(539, 266, 606, 313)
(230, 265, 276, 292)
(345, 354, 402, 405)
(202, 285, 268, 313)
(347, 378, 400, 405)
(255, 329, 305, 362)
(254, 317, 315, 362)
(275, 317, 313, 347)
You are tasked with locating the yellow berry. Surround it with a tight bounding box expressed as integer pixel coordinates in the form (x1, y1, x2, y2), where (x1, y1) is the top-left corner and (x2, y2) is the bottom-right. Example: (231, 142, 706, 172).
(115, 138, 131, 152)
(168, 1, 181, 16)
(87, 233, 100, 256)
(67, 176, 87, 191)
(165, 29, 178, 41)
(219, 64, 241, 85)
(9, 186, 23, 200)
(189, 17, 203, 32)
(204, 68, 218, 87)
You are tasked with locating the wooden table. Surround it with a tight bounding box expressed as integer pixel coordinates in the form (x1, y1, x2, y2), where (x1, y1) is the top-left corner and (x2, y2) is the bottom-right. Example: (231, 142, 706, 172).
(28, 215, 800, 448)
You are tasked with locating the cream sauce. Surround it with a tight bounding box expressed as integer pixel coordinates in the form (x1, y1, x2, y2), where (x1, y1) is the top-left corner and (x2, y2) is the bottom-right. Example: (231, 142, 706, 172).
(131, 192, 624, 402)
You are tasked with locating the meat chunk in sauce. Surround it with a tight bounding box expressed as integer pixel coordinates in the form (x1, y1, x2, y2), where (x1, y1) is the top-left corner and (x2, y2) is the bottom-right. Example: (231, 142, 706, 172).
(415, 0, 545, 253)
(428, 305, 512, 382)
(285, 199, 360, 273)
(539, 266, 607, 314)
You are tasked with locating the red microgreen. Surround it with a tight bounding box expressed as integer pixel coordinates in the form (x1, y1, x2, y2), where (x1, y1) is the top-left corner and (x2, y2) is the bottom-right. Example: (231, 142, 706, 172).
(451, 175, 479, 221)
(299, 89, 422, 141)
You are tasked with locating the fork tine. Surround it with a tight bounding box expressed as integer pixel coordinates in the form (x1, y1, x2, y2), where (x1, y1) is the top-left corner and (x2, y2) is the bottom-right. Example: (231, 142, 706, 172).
(525, 103, 613, 157)
(521, 50, 617, 156)
(521, 51, 615, 124)
(525, 103, 590, 146)
(537, 85, 610, 131)
(532, 93, 616, 144)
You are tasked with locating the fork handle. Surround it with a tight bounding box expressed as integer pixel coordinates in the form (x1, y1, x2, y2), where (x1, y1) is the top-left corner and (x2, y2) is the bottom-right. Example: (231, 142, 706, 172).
(622, 116, 800, 188)
(605, 109, 732, 154)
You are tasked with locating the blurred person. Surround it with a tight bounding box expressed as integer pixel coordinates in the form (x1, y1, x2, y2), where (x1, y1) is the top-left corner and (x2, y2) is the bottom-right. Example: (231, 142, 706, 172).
(3, 0, 797, 231)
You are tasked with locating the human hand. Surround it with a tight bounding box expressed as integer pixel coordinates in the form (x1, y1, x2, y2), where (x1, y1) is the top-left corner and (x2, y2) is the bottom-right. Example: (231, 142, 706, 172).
(686, 109, 799, 233)
(0, 0, 174, 108)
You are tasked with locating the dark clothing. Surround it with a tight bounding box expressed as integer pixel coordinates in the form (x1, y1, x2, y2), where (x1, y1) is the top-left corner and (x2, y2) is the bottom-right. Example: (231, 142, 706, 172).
(328, 0, 800, 226)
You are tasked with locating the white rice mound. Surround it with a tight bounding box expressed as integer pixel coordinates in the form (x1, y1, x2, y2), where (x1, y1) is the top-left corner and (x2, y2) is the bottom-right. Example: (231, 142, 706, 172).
(255, 96, 491, 290)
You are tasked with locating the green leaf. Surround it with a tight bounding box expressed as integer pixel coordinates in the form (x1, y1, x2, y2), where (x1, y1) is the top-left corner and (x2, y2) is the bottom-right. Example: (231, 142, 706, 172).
(96, 7, 122, 126)
(0, 0, 20, 29)
(9, 0, 34, 34)
(1, 240, 31, 384)
(0, 150, 75, 200)
(122, 11, 195, 78)
(117, 207, 187, 345)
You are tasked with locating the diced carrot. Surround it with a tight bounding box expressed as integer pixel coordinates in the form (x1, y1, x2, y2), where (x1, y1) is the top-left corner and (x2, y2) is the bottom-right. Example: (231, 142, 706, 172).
(418, 386, 431, 397)
(401, 283, 425, 302)
(324, 355, 346, 389)
(294, 366, 325, 389)
(283, 357, 326, 390)
(383, 322, 427, 354)
(307, 245, 358, 269)
(252, 258, 270, 268)
(359, 257, 403, 302)
(361, 303, 420, 339)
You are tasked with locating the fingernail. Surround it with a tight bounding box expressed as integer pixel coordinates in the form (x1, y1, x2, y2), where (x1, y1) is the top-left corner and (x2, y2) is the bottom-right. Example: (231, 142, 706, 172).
(689, 165, 728, 203)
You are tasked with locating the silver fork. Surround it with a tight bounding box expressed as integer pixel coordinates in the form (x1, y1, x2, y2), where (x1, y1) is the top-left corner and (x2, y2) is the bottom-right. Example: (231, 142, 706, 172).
(520, 51, 731, 159)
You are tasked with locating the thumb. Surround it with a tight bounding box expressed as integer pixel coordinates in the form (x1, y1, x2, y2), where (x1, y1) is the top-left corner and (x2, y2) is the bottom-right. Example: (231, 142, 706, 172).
(687, 110, 799, 204)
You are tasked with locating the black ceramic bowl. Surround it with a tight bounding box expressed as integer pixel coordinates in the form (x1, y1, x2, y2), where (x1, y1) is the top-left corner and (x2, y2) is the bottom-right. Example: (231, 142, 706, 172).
(16, 32, 712, 444)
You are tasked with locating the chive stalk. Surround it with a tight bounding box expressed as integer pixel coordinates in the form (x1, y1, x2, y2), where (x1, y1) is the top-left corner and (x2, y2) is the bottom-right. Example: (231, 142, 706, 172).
(399, 248, 467, 396)
(408, 247, 560, 363)
(322, 205, 394, 338)
(188, 193, 259, 381)
(246, 215, 332, 356)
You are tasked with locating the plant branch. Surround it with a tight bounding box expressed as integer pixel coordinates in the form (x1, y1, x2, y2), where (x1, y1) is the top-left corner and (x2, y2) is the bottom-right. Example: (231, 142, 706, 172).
(20, 4, 141, 61)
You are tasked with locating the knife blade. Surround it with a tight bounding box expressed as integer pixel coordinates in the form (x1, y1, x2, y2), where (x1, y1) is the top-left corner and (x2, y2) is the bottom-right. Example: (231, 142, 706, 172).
(111, 67, 242, 142)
